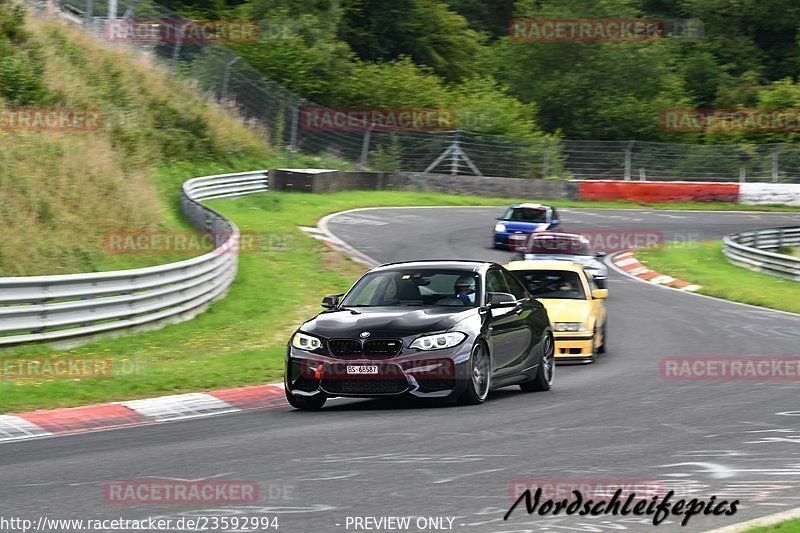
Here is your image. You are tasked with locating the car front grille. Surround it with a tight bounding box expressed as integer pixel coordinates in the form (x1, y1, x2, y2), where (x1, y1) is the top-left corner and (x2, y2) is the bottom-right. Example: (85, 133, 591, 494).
(329, 339, 363, 357)
(363, 339, 402, 357)
(321, 378, 409, 395)
(328, 338, 402, 357)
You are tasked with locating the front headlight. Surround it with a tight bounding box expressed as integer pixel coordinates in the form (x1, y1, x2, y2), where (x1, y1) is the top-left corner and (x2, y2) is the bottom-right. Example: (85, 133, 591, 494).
(495, 222, 506, 233)
(554, 322, 586, 332)
(410, 332, 467, 351)
(292, 332, 323, 351)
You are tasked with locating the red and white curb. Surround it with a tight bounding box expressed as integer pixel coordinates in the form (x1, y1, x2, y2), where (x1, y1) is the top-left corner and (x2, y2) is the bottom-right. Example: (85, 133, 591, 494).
(612, 251, 702, 292)
(299, 217, 378, 267)
(0, 382, 286, 443)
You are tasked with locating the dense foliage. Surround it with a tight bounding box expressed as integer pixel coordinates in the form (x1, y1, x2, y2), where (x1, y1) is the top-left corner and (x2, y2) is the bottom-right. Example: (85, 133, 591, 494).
(155, 0, 800, 142)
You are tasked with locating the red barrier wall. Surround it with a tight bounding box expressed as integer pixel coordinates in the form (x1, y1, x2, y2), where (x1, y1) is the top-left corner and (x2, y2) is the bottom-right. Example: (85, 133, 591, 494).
(579, 181, 739, 203)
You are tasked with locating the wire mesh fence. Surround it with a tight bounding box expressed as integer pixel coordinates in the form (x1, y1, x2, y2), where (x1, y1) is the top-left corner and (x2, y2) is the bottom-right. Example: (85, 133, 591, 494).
(43, 0, 800, 182)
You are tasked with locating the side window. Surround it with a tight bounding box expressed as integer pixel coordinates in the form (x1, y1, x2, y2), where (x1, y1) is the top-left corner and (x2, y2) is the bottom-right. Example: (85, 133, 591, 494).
(348, 276, 383, 305)
(486, 269, 510, 295)
(502, 271, 528, 300)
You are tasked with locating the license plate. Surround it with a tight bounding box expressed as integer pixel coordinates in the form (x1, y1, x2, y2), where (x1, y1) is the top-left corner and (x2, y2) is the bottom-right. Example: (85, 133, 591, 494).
(346, 365, 379, 375)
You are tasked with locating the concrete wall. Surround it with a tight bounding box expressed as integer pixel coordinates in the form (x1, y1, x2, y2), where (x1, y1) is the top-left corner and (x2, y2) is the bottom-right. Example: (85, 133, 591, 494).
(740, 183, 800, 206)
(269, 169, 576, 200)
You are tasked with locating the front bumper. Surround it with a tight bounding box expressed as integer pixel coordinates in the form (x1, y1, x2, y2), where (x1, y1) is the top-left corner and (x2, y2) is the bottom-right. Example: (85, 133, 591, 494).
(286, 349, 471, 399)
(553, 332, 595, 362)
(494, 231, 529, 250)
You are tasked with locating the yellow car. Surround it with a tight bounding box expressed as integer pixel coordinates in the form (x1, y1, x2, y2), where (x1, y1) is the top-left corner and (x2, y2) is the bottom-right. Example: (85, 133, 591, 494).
(505, 260, 608, 363)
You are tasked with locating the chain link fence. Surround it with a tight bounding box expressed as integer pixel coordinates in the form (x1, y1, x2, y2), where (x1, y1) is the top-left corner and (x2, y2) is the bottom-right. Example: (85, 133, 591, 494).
(47, 0, 800, 182)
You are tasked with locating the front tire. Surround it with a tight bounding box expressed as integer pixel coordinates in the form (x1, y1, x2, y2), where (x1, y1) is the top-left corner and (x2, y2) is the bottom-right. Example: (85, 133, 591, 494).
(520, 331, 555, 392)
(285, 389, 327, 410)
(458, 342, 491, 405)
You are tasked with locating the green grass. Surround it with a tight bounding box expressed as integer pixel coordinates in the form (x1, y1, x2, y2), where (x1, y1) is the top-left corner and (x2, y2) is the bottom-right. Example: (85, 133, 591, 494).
(0, 188, 521, 414)
(637, 241, 800, 314)
(745, 519, 800, 532)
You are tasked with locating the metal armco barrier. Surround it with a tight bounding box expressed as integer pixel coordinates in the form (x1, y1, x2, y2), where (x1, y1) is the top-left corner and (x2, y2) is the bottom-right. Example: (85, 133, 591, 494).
(723, 226, 800, 281)
(0, 170, 269, 345)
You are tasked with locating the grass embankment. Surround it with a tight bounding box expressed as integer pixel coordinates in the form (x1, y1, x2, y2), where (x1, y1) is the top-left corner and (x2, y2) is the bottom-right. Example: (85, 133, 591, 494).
(0, 5, 348, 277)
(637, 241, 800, 314)
(746, 519, 800, 532)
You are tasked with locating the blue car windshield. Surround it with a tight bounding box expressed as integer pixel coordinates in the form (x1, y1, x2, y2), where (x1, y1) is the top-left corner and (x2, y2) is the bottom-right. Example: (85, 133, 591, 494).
(503, 207, 548, 223)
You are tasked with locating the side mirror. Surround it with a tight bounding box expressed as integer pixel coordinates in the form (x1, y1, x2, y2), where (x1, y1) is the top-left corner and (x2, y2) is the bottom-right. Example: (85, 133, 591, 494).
(495, 216, 503, 220)
(321, 293, 344, 309)
(592, 289, 609, 300)
(595, 251, 607, 258)
(551, 220, 560, 226)
(488, 292, 518, 308)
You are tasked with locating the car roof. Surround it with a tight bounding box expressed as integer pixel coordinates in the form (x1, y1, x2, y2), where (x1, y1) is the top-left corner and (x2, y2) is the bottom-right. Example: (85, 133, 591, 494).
(510, 203, 550, 210)
(505, 260, 586, 273)
(372, 260, 497, 273)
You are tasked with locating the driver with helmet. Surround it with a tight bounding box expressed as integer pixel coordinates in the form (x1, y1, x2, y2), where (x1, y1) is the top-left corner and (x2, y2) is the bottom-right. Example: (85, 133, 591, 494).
(454, 274, 476, 306)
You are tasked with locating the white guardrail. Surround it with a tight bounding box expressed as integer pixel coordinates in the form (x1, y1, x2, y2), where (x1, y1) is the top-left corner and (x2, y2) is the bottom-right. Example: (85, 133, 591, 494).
(723, 226, 800, 282)
(0, 170, 269, 345)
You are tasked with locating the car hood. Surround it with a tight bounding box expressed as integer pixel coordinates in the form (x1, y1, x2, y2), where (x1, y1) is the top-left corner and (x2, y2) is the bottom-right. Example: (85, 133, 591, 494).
(301, 306, 477, 338)
(502, 221, 550, 232)
(537, 298, 594, 324)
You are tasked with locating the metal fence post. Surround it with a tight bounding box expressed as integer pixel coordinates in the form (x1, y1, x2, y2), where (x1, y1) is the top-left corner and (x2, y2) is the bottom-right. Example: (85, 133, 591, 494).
(772, 146, 780, 183)
(221, 56, 240, 100)
(450, 130, 461, 176)
(170, 22, 187, 74)
(359, 127, 373, 171)
(287, 106, 299, 167)
(639, 168, 646, 181)
(624, 141, 634, 180)
(86, 0, 92, 25)
(542, 139, 550, 179)
(108, 0, 117, 20)
(739, 167, 746, 183)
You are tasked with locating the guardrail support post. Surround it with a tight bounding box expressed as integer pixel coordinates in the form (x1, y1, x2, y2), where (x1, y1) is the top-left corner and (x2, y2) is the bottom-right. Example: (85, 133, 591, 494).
(739, 167, 746, 183)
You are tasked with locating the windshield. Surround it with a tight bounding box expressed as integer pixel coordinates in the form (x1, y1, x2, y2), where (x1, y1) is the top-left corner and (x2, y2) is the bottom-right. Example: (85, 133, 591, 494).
(341, 269, 480, 307)
(526, 235, 591, 256)
(503, 207, 548, 223)
(514, 270, 586, 300)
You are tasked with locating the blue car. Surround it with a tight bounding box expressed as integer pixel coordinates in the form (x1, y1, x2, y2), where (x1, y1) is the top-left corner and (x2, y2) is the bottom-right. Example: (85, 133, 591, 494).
(493, 204, 561, 250)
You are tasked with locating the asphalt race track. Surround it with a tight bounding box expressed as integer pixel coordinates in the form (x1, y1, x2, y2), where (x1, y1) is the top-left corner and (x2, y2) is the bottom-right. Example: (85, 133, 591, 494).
(2, 207, 800, 533)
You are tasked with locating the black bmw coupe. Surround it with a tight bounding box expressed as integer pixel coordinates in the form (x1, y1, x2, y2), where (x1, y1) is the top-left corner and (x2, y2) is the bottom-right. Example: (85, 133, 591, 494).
(284, 260, 555, 409)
